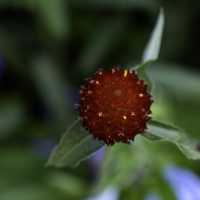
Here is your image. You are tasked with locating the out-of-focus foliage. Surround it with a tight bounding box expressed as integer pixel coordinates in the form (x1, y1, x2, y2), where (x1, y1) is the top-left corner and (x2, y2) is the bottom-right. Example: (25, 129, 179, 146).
(1, 0, 200, 200)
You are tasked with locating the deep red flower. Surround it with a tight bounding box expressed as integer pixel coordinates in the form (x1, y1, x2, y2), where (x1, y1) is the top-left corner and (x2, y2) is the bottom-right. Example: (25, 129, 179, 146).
(79, 67, 152, 145)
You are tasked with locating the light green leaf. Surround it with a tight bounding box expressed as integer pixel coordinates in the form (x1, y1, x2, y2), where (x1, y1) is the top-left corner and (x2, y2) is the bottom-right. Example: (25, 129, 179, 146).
(46, 119, 104, 167)
(145, 120, 200, 160)
(133, 9, 165, 90)
(142, 8, 165, 63)
(134, 62, 152, 91)
(97, 146, 143, 191)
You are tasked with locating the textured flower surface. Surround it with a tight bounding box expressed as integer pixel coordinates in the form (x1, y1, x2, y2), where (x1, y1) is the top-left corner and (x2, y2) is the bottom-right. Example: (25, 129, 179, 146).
(79, 67, 152, 144)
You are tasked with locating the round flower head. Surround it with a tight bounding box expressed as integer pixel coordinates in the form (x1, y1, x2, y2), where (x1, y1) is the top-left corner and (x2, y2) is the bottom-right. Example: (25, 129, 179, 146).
(79, 67, 152, 145)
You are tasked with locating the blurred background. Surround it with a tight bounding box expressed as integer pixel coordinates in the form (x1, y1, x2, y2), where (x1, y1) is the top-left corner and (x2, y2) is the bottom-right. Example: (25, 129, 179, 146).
(0, 0, 200, 200)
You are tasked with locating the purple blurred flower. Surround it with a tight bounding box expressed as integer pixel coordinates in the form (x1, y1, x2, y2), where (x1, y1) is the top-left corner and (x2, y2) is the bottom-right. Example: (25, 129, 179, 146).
(89, 147, 105, 177)
(164, 165, 200, 200)
(90, 147, 105, 167)
(86, 187, 119, 200)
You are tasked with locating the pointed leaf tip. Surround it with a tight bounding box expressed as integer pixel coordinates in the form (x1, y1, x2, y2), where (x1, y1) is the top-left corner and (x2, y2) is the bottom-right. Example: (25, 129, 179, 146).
(142, 8, 165, 63)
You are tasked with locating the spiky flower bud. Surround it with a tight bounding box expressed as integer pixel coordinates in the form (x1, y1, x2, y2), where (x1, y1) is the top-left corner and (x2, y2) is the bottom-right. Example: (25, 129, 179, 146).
(79, 67, 152, 145)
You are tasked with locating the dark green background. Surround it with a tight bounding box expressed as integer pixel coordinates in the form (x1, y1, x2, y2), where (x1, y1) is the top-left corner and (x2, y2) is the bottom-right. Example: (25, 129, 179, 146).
(0, 1, 200, 199)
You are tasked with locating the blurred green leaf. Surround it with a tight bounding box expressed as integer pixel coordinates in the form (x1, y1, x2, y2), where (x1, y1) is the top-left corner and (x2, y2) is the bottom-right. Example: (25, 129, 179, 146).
(47, 172, 88, 197)
(96, 141, 151, 192)
(0, 186, 59, 200)
(145, 120, 200, 160)
(147, 64, 200, 137)
(35, 0, 68, 39)
(31, 56, 73, 126)
(148, 64, 200, 100)
(77, 17, 128, 73)
(0, 100, 26, 139)
(46, 119, 104, 167)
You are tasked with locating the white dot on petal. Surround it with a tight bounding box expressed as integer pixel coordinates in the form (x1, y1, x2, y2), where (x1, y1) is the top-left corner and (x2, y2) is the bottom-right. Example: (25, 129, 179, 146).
(139, 93, 144, 98)
(98, 112, 103, 117)
(131, 112, 135, 116)
(123, 115, 127, 120)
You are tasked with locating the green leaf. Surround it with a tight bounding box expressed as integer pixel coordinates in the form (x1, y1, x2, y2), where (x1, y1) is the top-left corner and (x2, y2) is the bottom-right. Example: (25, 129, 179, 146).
(142, 8, 165, 63)
(148, 64, 200, 100)
(145, 120, 200, 160)
(96, 142, 150, 192)
(135, 62, 153, 91)
(46, 119, 104, 168)
(133, 9, 165, 90)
